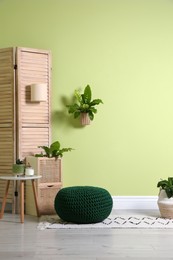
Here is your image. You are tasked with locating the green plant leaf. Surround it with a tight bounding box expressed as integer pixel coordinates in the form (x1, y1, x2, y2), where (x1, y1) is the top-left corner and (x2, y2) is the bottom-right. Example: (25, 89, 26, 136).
(38, 146, 50, 157)
(90, 99, 103, 106)
(81, 103, 89, 112)
(165, 187, 173, 198)
(83, 85, 91, 104)
(67, 103, 80, 113)
(157, 177, 173, 198)
(168, 177, 173, 185)
(90, 107, 97, 114)
(16, 159, 23, 164)
(52, 150, 59, 158)
(74, 111, 81, 118)
(59, 148, 73, 156)
(157, 180, 169, 188)
(37, 141, 73, 158)
(74, 90, 82, 103)
(35, 153, 44, 157)
(50, 141, 60, 155)
(88, 111, 94, 120)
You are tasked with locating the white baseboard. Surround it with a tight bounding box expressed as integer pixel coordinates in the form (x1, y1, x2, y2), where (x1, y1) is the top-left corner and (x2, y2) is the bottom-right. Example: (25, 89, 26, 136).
(1, 197, 158, 212)
(112, 196, 158, 210)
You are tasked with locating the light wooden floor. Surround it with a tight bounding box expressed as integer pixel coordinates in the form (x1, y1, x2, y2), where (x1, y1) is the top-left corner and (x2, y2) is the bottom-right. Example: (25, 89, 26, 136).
(0, 209, 173, 260)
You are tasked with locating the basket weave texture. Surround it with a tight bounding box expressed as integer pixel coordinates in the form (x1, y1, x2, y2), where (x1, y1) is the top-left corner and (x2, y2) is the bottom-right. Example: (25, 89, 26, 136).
(54, 186, 113, 224)
(39, 158, 61, 183)
(158, 203, 173, 218)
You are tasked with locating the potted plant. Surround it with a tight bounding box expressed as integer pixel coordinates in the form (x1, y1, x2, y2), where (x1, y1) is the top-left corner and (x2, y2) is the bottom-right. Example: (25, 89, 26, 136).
(66, 85, 103, 125)
(12, 159, 25, 176)
(25, 140, 73, 215)
(157, 177, 173, 218)
(25, 163, 34, 176)
(35, 140, 73, 158)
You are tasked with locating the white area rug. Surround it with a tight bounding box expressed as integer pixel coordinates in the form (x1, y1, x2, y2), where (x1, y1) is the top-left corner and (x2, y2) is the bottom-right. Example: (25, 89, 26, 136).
(37, 214, 173, 230)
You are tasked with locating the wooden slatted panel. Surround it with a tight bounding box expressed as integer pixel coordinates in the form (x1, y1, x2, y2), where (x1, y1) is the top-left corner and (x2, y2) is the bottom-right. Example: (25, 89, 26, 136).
(0, 48, 15, 203)
(20, 127, 50, 159)
(0, 127, 14, 169)
(16, 48, 51, 125)
(16, 47, 51, 160)
(0, 48, 15, 123)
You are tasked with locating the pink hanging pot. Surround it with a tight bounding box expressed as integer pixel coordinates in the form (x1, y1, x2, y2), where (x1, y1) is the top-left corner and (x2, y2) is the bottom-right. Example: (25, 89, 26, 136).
(80, 113, 90, 126)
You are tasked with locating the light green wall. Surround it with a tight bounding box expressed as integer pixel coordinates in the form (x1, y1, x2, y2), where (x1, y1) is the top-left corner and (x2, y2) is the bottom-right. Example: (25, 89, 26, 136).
(1, 0, 173, 196)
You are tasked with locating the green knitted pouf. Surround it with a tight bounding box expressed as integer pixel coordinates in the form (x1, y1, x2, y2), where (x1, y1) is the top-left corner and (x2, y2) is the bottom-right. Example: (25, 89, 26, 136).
(54, 186, 113, 224)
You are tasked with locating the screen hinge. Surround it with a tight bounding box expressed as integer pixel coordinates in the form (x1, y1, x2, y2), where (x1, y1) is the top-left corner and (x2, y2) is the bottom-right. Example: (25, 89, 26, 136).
(14, 64, 17, 70)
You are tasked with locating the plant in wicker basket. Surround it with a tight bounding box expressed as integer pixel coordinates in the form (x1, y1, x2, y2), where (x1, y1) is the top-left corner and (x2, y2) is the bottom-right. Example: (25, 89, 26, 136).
(35, 141, 73, 159)
(66, 85, 103, 125)
(157, 177, 173, 218)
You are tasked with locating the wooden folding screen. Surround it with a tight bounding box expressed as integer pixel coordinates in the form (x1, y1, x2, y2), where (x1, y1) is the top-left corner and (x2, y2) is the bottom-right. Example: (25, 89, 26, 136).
(0, 48, 15, 202)
(0, 47, 51, 204)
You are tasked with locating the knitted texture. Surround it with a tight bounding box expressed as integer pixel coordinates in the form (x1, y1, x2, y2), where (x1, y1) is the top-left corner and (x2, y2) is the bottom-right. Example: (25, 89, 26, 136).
(54, 186, 113, 224)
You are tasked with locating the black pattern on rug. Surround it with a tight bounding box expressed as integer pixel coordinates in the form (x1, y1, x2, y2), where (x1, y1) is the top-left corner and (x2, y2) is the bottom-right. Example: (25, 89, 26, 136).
(37, 215, 173, 230)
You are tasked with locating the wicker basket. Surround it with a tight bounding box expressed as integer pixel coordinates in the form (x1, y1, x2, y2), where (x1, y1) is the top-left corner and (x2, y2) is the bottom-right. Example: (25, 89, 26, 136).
(26, 156, 62, 183)
(80, 113, 90, 125)
(25, 156, 62, 216)
(38, 158, 61, 183)
(38, 184, 61, 215)
(26, 183, 61, 216)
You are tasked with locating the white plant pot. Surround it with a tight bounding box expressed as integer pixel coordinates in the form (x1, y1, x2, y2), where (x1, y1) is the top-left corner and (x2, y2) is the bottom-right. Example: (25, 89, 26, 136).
(25, 167, 34, 176)
(158, 189, 173, 218)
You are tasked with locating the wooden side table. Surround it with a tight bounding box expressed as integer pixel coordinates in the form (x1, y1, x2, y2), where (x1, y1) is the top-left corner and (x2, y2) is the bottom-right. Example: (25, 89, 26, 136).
(0, 175, 41, 223)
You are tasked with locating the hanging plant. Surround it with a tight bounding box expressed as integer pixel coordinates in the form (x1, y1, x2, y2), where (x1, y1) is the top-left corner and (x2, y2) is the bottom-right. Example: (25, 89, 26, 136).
(66, 85, 103, 125)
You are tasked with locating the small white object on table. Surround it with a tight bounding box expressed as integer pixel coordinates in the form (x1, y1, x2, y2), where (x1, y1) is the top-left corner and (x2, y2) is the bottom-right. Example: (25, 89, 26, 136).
(0, 175, 41, 223)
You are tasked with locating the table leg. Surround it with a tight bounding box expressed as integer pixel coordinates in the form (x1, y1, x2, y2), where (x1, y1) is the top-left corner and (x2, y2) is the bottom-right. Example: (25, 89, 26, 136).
(20, 180, 24, 223)
(0, 180, 10, 219)
(12, 180, 16, 214)
(31, 179, 40, 217)
(12, 180, 18, 214)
